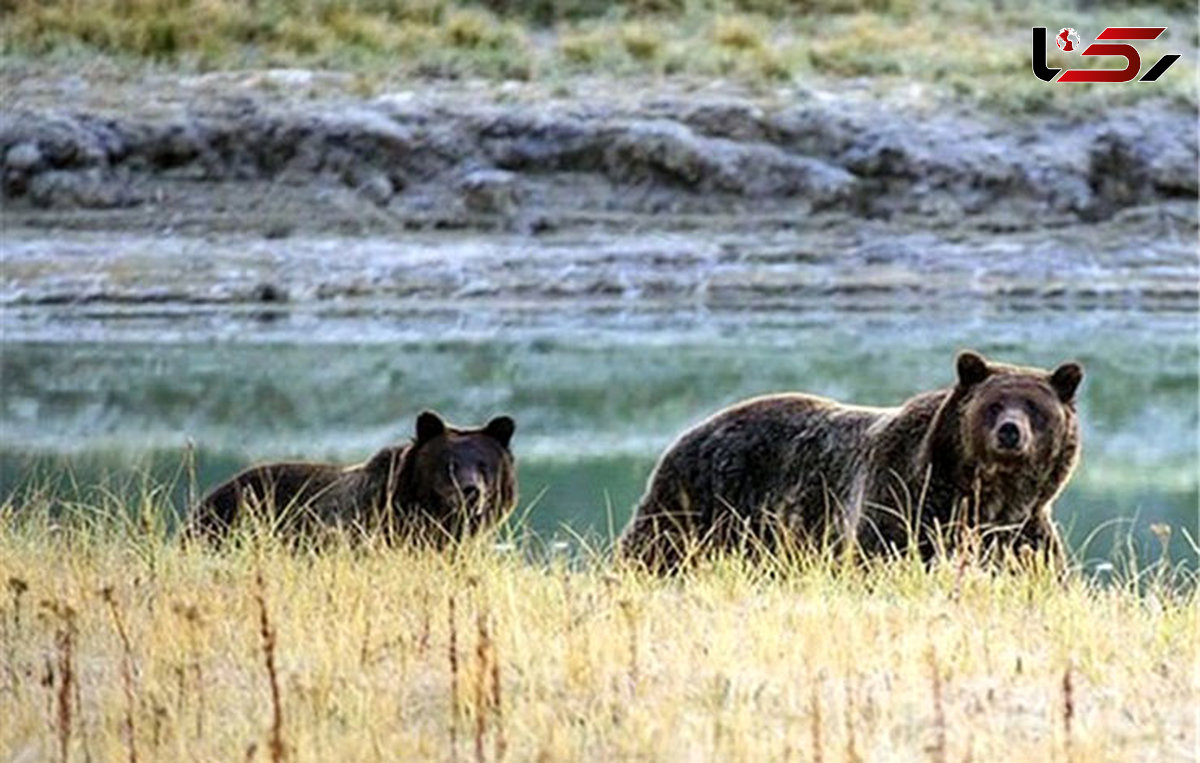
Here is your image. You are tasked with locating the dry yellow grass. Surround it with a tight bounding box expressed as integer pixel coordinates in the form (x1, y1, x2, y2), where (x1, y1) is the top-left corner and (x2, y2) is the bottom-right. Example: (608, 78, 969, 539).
(1, 503, 1196, 762)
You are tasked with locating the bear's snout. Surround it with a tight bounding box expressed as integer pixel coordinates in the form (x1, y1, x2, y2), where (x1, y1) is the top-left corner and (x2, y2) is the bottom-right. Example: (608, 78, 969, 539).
(997, 421, 1021, 450)
(989, 411, 1031, 456)
(459, 483, 482, 512)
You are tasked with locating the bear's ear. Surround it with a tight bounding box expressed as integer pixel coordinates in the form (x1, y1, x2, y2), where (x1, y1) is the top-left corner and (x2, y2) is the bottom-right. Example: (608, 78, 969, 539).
(415, 410, 447, 444)
(483, 415, 515, 449)
(1049, 362, 1083, 403)
(956, 351, 991, 388)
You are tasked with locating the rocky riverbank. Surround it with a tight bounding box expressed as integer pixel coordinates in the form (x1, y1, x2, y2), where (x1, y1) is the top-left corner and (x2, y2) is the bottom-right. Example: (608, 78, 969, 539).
(3, 72, 1196, 233)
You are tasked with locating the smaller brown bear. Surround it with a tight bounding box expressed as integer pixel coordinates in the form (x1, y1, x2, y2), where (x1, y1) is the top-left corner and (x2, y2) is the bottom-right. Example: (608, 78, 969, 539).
(185, 411, 517, 545)
(620, 351, 1082, 572)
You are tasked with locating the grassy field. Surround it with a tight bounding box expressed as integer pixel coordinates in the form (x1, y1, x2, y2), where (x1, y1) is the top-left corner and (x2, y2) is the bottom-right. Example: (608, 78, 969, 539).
(2, 0, 1196, 112)
(1, 493, 1196, 762)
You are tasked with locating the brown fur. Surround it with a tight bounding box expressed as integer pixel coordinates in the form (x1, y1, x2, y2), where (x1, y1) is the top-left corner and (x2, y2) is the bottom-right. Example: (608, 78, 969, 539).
(620, 351, 1082, 572)
(185, 411, 517, 545)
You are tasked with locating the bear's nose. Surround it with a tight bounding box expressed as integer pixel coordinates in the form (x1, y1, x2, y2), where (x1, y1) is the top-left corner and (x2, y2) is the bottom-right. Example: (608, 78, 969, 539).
(460, 484, 482, 508)
(997, 422, 1021, 450)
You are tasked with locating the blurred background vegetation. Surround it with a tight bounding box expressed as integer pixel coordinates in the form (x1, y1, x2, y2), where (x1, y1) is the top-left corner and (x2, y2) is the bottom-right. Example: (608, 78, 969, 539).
(2, 0, 1195, 111)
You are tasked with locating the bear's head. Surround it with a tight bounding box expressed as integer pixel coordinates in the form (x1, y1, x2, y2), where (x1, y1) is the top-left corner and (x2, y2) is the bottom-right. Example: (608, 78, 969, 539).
(938, 350, 1083, 524)
(370, 410, 517, 542)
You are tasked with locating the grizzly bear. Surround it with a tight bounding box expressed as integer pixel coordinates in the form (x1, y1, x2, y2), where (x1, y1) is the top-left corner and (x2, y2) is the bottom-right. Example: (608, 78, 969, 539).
(185, 411, 517, 545)
(620, 351, 1082, 572)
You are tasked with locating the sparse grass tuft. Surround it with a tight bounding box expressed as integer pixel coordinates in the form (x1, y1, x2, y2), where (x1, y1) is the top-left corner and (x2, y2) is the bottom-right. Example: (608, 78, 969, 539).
(712, 15, 765, 52)
(442, 8, 500, 49)
(620, 22, 664, 63)
(558, 28, 609, 66)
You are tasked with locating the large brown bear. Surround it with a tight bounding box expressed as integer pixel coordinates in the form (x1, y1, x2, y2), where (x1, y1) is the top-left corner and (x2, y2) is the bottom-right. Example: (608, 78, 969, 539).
(185, 411, 517, 545)
(620, 351, 1082, 572)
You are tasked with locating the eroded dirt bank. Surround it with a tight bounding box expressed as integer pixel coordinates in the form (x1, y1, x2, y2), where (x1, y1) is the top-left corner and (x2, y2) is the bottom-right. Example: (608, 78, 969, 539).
(2, 72, 1197, 312)
(4, 72, 1197, 226)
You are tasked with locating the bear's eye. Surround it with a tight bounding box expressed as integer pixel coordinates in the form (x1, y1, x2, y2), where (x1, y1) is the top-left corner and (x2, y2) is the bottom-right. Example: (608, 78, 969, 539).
(986, 402, 1004, 419)
(1024, 401, 1046, 429)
